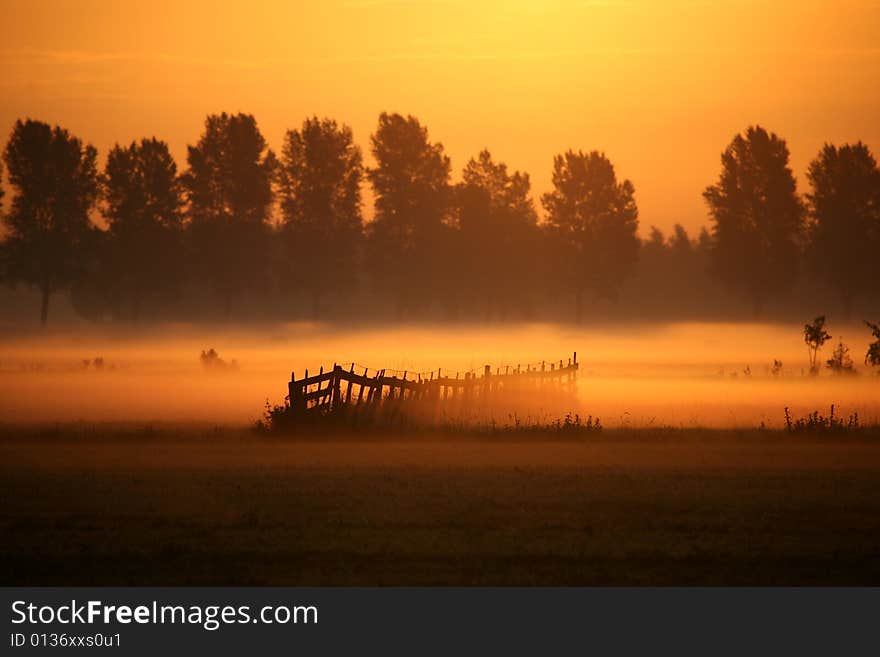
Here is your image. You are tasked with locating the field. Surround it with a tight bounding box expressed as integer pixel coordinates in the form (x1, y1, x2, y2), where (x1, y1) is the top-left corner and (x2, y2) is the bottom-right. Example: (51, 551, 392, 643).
(2, 426, 880, 585)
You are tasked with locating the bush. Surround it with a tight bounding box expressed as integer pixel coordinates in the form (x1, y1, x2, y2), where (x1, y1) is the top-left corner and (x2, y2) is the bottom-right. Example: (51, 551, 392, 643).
(865, 321, 880, 370)
(784, 405, 859, 432)
(825, 340, 856, 375)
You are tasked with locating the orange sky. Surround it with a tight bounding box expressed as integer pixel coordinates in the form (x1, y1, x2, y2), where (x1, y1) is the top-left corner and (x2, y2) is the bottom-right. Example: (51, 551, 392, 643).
(1, 0, 879, 235)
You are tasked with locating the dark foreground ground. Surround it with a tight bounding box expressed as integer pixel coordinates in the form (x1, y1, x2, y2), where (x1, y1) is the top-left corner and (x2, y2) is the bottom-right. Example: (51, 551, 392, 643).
(1, 426, 879, 585)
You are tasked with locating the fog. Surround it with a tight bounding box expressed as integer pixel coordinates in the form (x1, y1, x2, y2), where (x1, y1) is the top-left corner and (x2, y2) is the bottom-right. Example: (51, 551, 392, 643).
(1, 321, 878, 428)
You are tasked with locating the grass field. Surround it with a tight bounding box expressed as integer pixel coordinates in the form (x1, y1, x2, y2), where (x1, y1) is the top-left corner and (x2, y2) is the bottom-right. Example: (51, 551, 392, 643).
(2, 426, 879, 585)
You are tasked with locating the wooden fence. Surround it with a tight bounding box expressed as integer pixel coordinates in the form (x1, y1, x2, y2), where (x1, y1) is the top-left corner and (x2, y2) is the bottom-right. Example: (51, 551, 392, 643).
(285, 352, 578, 424)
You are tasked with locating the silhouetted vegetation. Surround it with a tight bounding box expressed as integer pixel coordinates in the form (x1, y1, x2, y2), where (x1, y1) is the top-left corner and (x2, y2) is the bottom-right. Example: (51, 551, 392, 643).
(807, 143, 880, 318)
(2, 119, 100, 324)
(704, 126, 804, 317)
(826, 339, 856, 375)
(454, 150, 540, 319)
(95, 138, 184, 320)
(543, 150, 639, 322)
(784, 405, 860, 433)
(804, 316, 832, 374)
(366, 113, 451, 316)
(278, 117, 363, 318)
(1, 115, 878, 325)
(200, 347, 238, 372)
(183, 113, 276, 318)
(866, 321, 880, 370)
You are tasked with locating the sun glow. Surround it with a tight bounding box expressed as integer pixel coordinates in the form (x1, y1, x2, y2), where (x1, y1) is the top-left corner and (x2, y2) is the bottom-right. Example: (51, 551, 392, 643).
(2, 1, 878, 234)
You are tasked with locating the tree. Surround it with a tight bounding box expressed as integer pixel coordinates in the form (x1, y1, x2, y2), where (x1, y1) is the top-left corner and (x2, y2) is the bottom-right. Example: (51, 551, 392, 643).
(0, 160, 5, 282)
(804, 315, 831, 374)
(542, 150, 639, 322)
(454, 150, 538, 318)
(669, 224, 694, 257)
(366, 113, 451, 315)
(865, 321, 880, 370)
(182, 113, 276, 317)
(806, 143, 880, 317)
(825, 339, 855, 374)
(102, 138, 184, 319)
(644, 226, 666, 252)
(2, 119, 99, 324)
(278, 117, 363, 317)
(703, 126, 804, 317)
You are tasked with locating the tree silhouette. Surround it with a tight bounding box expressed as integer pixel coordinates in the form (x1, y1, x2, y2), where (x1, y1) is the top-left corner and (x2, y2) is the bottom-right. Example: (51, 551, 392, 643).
(0, 161, 5, 283)
(806, 143, 880, 317)
(366, 113, 451, 315)
(278, 117, 363, 318)
(2, 119, 99, 324)
(455, 150, 538, 318)
(865, 321, 880, 370)
(804, 315, 831, 374)
(542, 150, 639, 322)
(825, 339, 855, 375)
(624, 224, 725, 319)
(102, 138, 184, 319)
(704, 126, 804, 317)
(182, 113, 276, 317)
(669, 224, 693, 256)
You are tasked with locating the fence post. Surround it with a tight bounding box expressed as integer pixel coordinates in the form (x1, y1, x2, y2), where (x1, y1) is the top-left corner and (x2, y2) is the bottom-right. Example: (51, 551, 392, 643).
(343, 363, 354, 406)
(332, 364, 342, 411)
(357, 367, 367, 404)
(289, 353, 578, 424)
(303, 368, 310, 409)
(289, 371, 305, 414)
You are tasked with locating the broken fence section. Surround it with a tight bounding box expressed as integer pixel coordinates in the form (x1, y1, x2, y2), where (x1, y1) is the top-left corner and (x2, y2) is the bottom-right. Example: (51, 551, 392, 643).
(284, 352, 579, 425)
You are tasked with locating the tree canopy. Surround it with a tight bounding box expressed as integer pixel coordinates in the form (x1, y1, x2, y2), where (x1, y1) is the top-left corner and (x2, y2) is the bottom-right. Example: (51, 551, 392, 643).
(542, 150, 639, 321)
(278, 117, 363, 317)
(704, 126, 804, 317)
(366, 112, 451, 314)
(806, 142, 880, 316)
(101, 138, 184, 319)
(2, 119, 99, 323)
(183, 112, 276, 316)
(455, 149, 538, 318)
(0, 114, 877, 325)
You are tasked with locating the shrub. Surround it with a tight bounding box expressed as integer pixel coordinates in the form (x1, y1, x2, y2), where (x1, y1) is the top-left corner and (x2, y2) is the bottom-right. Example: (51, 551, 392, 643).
(200, 348, 239, 372)
(771, 359, 783, 377)
(784, 405, 859, 432)
(804, 316, 831, 374)
(865, 321, 880, 370)
(825, 339, 856, 374)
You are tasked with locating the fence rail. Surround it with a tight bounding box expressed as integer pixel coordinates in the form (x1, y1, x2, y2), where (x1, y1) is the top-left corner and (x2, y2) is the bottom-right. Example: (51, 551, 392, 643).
(285, 352, 579, 423)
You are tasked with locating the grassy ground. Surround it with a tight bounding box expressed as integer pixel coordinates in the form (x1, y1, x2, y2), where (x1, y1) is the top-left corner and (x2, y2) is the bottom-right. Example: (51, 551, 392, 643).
(1, 426, 879, 585)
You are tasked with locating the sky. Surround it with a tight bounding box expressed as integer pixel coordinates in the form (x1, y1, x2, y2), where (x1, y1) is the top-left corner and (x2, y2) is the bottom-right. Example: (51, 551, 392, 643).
(1, 0, 879, 236)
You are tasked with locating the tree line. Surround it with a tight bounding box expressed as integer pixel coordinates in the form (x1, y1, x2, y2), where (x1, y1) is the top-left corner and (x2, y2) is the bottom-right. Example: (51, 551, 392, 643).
(0, 114, 878, 324)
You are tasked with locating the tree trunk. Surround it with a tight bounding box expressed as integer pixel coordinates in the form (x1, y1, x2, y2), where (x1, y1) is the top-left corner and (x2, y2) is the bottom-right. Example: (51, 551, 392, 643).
(40, 284, 51, 326)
